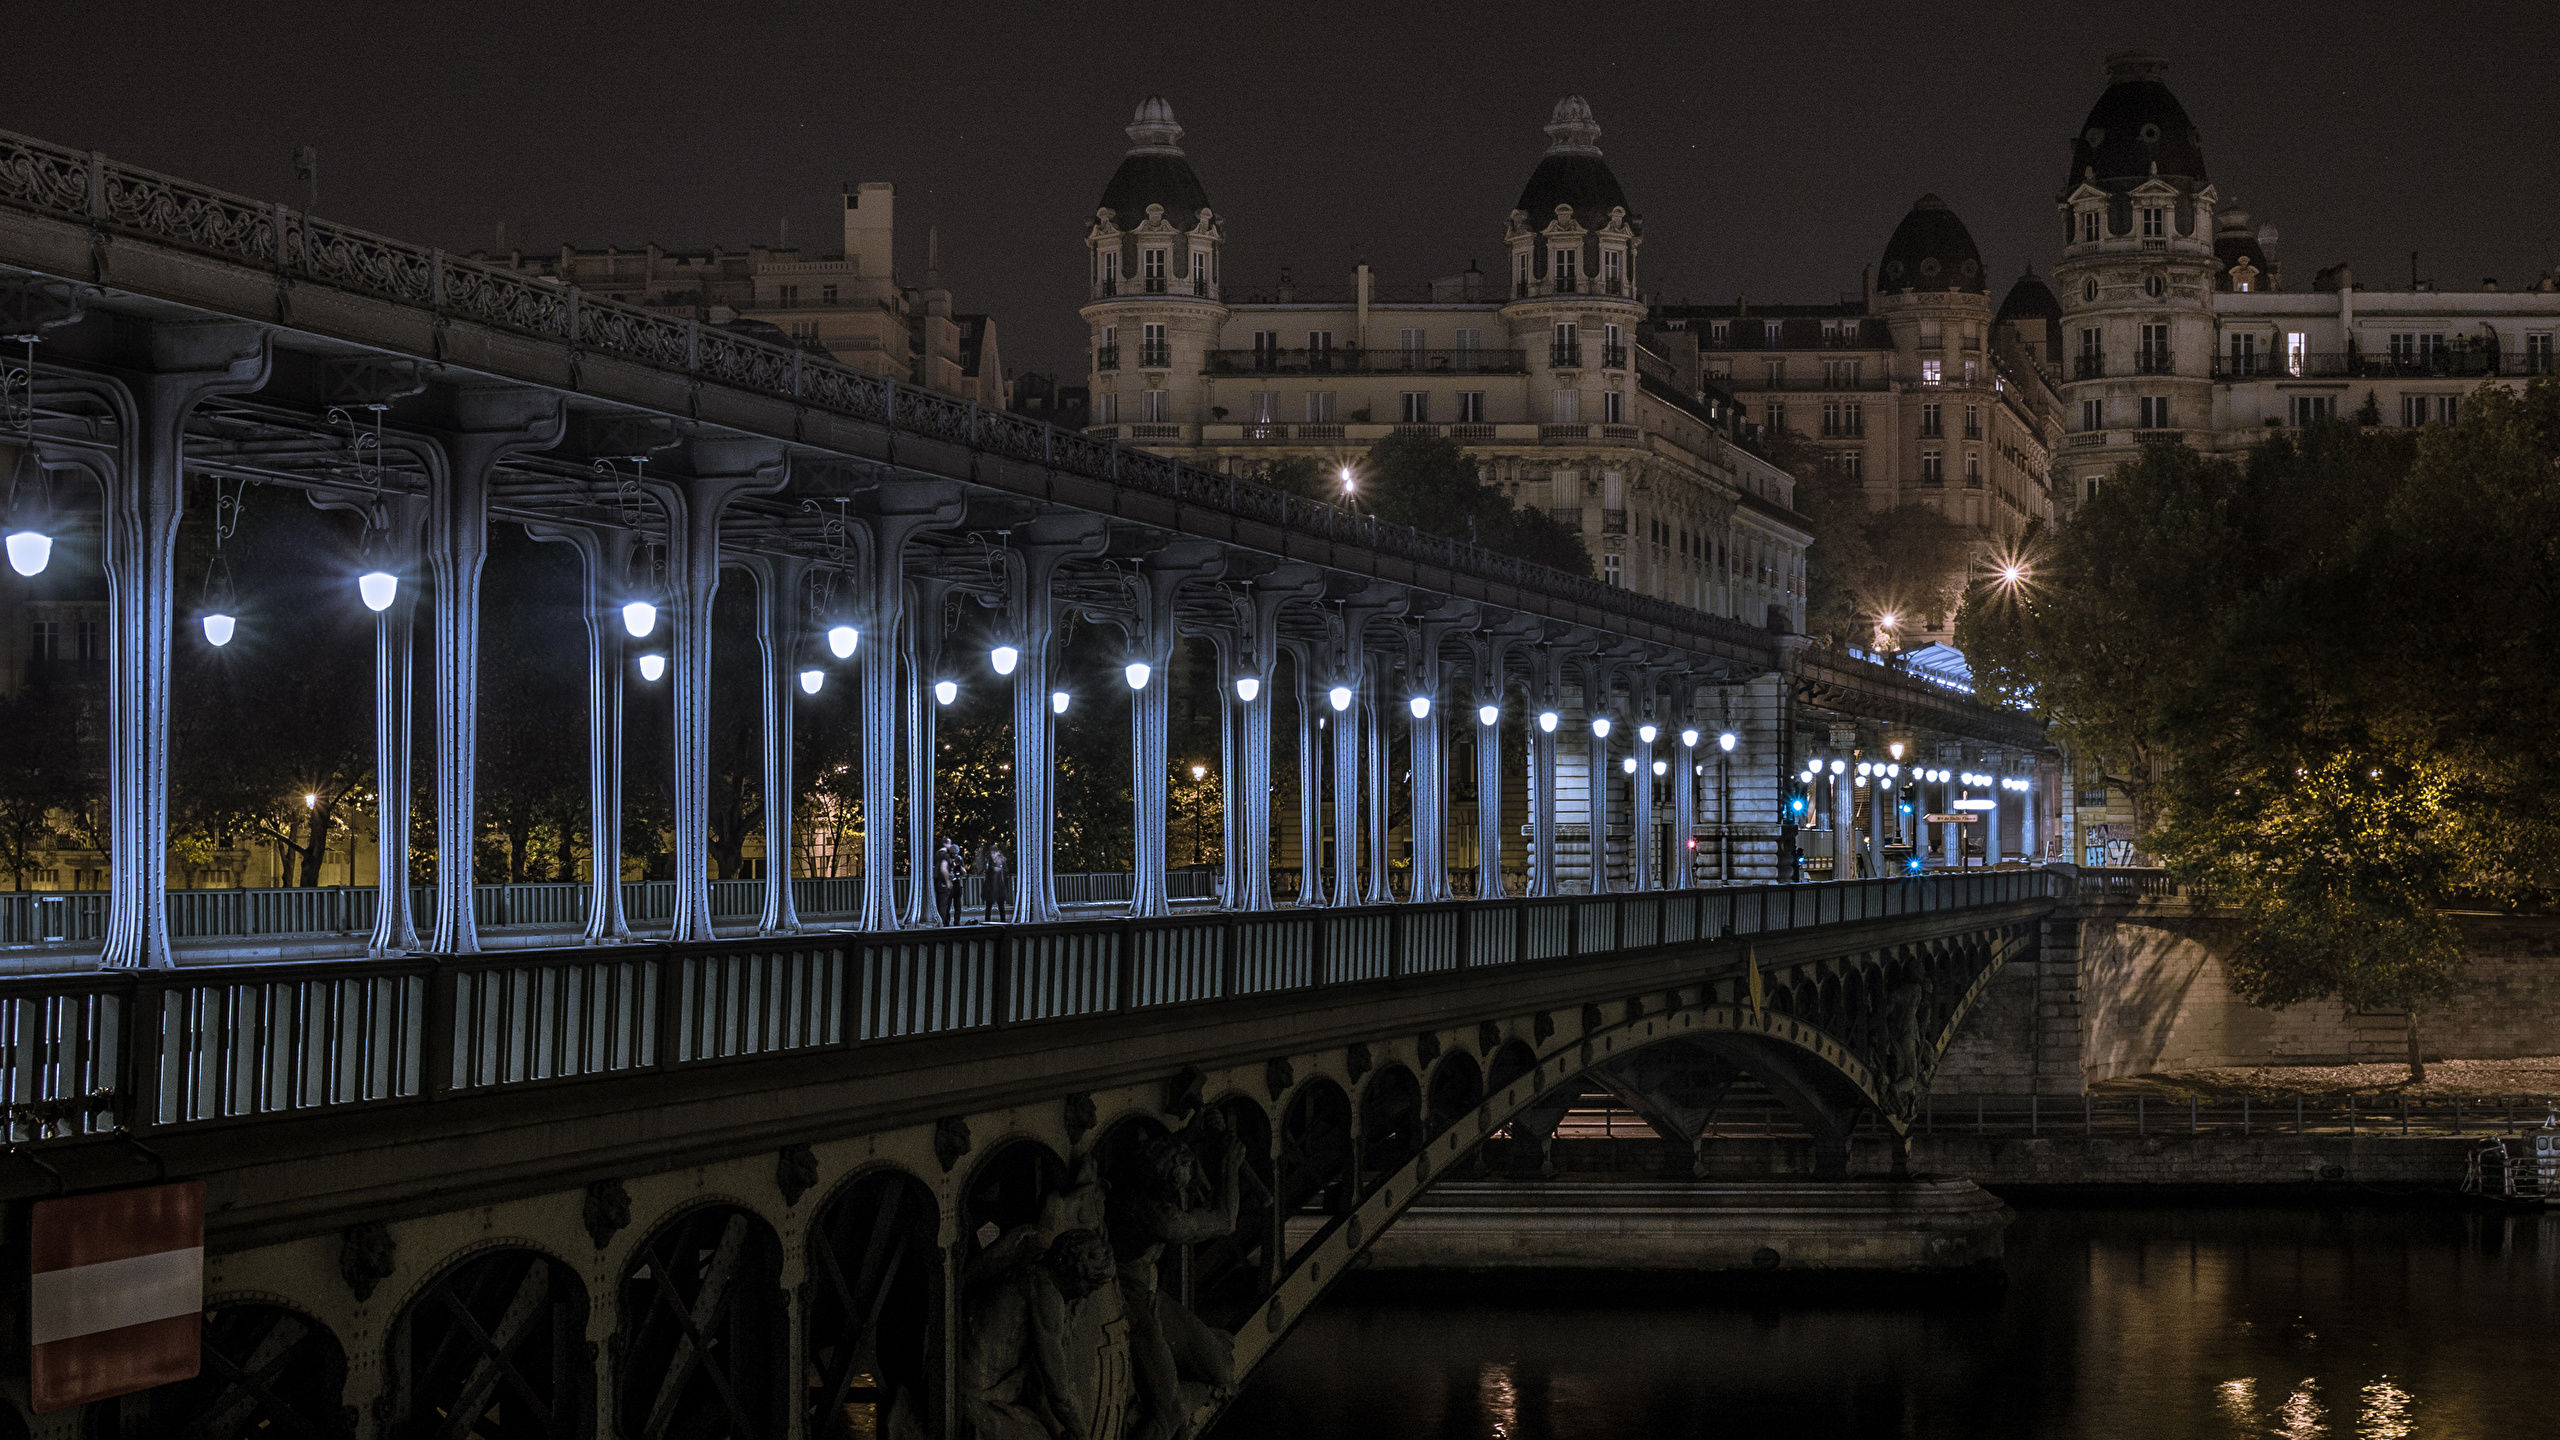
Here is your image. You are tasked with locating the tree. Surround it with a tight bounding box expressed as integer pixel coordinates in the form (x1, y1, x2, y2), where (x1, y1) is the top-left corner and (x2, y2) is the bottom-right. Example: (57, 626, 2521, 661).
(1353, 433, 1594, 577)
(1768, 428, 1974, 644)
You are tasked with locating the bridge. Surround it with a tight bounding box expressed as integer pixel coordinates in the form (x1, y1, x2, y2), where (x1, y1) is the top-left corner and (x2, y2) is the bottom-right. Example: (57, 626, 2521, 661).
(0, 128, 2067, 1439)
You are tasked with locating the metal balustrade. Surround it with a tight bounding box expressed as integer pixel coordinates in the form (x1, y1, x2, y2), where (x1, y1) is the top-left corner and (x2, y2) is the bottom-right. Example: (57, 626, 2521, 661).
(0, 869, 2061, 1143)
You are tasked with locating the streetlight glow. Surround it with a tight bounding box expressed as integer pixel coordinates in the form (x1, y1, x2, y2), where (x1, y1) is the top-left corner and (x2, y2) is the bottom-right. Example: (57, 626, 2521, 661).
(1621, 757, 1638, 775)
(1338, 465, 1355, 496)
(798, 669, 825, 694)
(1637, 723, 1658, 744)
(1235, 676, 1262, 703)
(1591, 717, 1612, 738)
(1680, 728, 1700, 748)
(934, 679, 958, 705)
(1652, 759, 1668, 776)
(1889, 740, 1905, 761)
(1328, 685, 1353, 712)
(990, 645, 1020, 676)
(827, 625, 859, 659)
(357, 571, 398, 612)
(1829, 759, 1845, 775)
(5, 530, 52, 577)
(1191, 764, 1206, 781)
(621, 601, 658, 638)
(303, 792, 317, 809)
(1409, 695, 1431, 719)
(1125, 662, 1152, 690)
(202, 613, 237, 647)
(1478, 703, 1499, 727)
(1051, 690, 1070, 715)
(1538, 710, 1559, 733)
(637, 653, 666, 682)
(1718, 731, 1738, 753)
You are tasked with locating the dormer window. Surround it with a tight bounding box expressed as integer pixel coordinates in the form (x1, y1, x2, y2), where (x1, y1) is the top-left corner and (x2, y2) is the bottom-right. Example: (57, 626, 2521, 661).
(1552, 248, 1579, 292)
(1143, 248, 1167, 293)
(1601, 249, 1625, 295)
(2141, 207, 2165, 238)
(2080, 211, 2101, 244)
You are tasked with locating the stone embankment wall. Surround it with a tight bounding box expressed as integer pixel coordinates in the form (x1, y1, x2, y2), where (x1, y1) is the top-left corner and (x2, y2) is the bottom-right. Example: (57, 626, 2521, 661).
(1540, 1135, 2497, 1188)
(2076, 909, 2560, 1080)
(1920, 901, 2558, 1094)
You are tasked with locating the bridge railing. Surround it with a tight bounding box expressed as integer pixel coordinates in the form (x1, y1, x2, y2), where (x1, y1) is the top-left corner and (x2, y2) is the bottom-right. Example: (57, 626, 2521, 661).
(0, 873, 1214, 946)
(0, 870, 2060, 1143)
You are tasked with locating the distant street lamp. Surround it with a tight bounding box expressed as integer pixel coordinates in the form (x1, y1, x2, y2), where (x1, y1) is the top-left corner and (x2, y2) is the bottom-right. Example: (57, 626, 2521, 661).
(1188, 763, 1210, 865)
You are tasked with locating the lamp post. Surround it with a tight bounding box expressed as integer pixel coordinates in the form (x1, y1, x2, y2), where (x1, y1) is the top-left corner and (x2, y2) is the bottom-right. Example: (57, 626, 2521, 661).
(1190, 763, 1208, 867)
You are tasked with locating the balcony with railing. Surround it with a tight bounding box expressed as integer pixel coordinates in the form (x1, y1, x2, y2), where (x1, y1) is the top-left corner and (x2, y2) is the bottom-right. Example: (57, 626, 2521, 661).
(2134, 348, 2173, 376)
(1601, 508, 1629, 534)
(1550, 343, 1584, 368)
(1094, 345, 1120, 371)
(1709, 370, 1889, 392)
(2073, 353, 2106, 380)
(1601, 344, 1629, 370)
(2209, 350, 2548, 381)
(1202, 347, 1527, 376)
(1139, 344, 1172, 368)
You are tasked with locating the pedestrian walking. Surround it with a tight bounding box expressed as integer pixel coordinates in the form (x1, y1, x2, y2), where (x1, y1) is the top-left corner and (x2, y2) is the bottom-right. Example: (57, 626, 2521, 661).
(935, 839, 962, 927)
(983, 844, 1012, 922)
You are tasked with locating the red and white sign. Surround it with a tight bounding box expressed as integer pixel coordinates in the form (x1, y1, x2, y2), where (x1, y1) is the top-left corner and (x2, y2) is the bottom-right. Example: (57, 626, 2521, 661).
(29, 1181, 204, 1413)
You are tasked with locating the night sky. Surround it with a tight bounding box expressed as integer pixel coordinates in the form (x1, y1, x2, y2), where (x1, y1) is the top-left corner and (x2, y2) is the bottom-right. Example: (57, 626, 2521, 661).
(10, 2, 2556, 378)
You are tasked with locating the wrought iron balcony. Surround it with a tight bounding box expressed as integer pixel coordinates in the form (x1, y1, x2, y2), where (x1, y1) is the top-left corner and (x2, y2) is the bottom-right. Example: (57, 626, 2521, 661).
(2135, 349, 2173, 375)
(1550, 344, 1584, 368)
(1139, 344, 1172, 368)
(1094, 345, 1120, 371)
(1202, 347, 1527, 376)
(2073, 354, 2107, 379)
(1601, 345, 1628, 369)
(1601, 508, 1629, 534)
(1143, 275, 1167, 294)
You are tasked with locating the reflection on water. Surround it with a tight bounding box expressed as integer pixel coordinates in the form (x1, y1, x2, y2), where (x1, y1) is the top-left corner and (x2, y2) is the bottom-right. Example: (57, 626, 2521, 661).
(1220, 1205, 2557, 1440)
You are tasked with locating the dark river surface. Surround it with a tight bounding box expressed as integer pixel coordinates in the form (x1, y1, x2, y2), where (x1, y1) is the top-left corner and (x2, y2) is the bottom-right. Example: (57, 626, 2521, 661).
(1219, 1203, 2558, 1439)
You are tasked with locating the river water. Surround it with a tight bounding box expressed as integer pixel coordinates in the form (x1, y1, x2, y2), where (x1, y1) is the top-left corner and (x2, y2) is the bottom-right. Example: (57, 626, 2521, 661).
(1220, 1204, 2558, 1439)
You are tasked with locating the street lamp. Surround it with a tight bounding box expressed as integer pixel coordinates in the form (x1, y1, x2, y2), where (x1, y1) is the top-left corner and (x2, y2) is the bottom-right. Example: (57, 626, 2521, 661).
(1124, 662, 1152, 690)
(1638, 723, 1657, 744)
(1590, 717, 1612, 738)
(934, 679, 958, 705)
(990, 645, 1019, 676)
(1829, 759, 1845, 775)
(1188, 764, 1209, 865)
(1235, 676, 1261, 703)
(621, 600, 658, 638)
(357, 570, 398, 612)
(4, 425, 54, 578)
(799, 669, 825, 694)
(1338, 465, 1356, 499)
(1538, 710, 1559, 733)
(1652, 759, 1668, 776)
(1478, 703, 1499, 727)
(1051, 690, 1070, 715)
(1889, 740, 1905, 762)
(636, 653, 666, 682)
(1717, 731, 1736, 753)
(826, 624, 859, 659)
(1621, 757, 1638, 775)
(1328, 685, 1353, 712)
(1408, 695, 1431, 719)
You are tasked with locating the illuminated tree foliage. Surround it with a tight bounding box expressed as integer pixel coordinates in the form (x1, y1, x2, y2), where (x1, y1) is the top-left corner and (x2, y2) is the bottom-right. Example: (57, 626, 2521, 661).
(1768, 429, 1974, 644)
(1957, 377, 2560, 1070)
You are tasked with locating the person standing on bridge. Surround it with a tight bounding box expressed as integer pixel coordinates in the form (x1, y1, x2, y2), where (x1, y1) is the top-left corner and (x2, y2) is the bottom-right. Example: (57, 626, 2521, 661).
(982, 843, 1013, 923)
(936, 839, 964, 927)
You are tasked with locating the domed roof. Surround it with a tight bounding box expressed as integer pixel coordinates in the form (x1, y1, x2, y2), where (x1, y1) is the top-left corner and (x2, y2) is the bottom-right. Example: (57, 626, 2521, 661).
(1996, 267, 2065, 358)
(2064, 52, 2208, 192)
(1514, 97, 1633, 228)
(1097, 97, 1211, 225)
(1877, 194, 1987, 295)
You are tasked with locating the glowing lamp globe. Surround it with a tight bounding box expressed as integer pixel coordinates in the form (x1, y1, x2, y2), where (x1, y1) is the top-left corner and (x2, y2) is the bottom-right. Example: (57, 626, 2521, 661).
(1478, 704, 1499, 727)
(1408, 695, 1430, 719)
(1718, 732, 1738, 753)
(1235, 676, 1261, 703)
(1681, 728, 1700, 748)
(1537, 711, 1558, 733)
(1830, 759, 1846, 775)
(637, 653, 667, 682)
(202, 612, 237, 647)
(357, 571, 399, 612)
(1328, 685, 1353, 712)
(5, 530, 52, 578)
(1050, 690, 1070, 715)
(1590, 717, 1611, 739)
(1124, 662, 1152, 690)
(934, 680, 958, 705)
(990, 645, 1019, 676)
(798, 669, 824, 695)
(1621, 757, 1638, 774)
(621, 601, 658, 638)
(826, 625, 859, 659)
(1652, 760, 1668, 776)
(1637, 724, 1657, 744)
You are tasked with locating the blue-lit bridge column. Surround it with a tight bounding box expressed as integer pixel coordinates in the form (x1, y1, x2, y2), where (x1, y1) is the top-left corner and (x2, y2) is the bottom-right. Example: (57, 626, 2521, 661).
(1631, 697, 1658, 893)
(851, 484, 964, 932)
(746, 553, 808, 935)
(523, 520, 633, 944)
(642, 442, 786, 944)
(1672, 720, 1700, 890)
(1002, 517, 1110, 925)
(902, 577, 956, 929)
(1474, 686, 1505, 900)
(1209, 631, 1242, 908)
(1282, 641, 1326, 908)
(1233, 573, 1320, 911)
(1586, 706, 1615, 897)
(1327, 666, 1362, 909)
(85, 326, 269, 969)
(1985, 749, 2006, 866)
(1362, 658, 1394, 903)
(367, 495, 424, 955)
(425, 391, 565, 955)
(1525, 652, 1559, 899)
(1126, 545, 1221, 919)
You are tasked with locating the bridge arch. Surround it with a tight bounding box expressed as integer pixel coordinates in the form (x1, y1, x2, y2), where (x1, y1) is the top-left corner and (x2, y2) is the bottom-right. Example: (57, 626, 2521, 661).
(803, 1165, 941, 1440)
(1355, 1062, 1422, 1182)
(81, 1298, 349, 1440)
(613, 1201, 789, 1440)
(382, 1241, 592, 1439)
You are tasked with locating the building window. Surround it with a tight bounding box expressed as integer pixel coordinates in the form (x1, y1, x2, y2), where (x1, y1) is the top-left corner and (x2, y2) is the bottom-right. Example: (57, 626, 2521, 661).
(2401, 395, 2429, 427)
(820, 284, 837, 303)
(1920, 403, 1942, 438)
(1455, 327, 1480, 359)
(1456, 391, 1485, 423)
(2140, 395, 2170, 429)
(1920, 449, 1943, 486)
(1820, 400, 1842, 437)
(1764, 401, 1784, 431)
(2085, 475, 2101, 501)
(2289, 395, 2335, 426)
(2139, 323, 2169, 373)
(2228, 332, 2258, 377)
(2080, 398, 2102, 432)
(1763, 321, 1782, 348)
(1306, 391, 1337, 423)
(2079, 211, 2101, 244)
(2437, 395, 2460, 424)
(1553, 248, 1580, 291)
(1249, 391, 1279, 424)
(1097, 325, 1120, 370)
(1764, 358, 1784, 386)
(1842, 400, 1862, 437)
(1138, 390, 1170, 423)
(1920, 358, 1942, 385)
(1554, 390, 1581, 423)
(1400, 391, 1430, 424)
(1141, 323, 1169, 368)
(777, 284, 799, 303)
(1603, 389, 1624, 424)
(2527, 333, 2555, 373)
(1142, 249, 1166, 292)
(1095, 392, 1118, 423)
(2286, 332, 2307, 378)
(1822, 358, 1862, 388)
(1251, 330, 1278, 369)
(29, 619, 59, 661)
(1601, 248, 1625, 294)
(1963, 403, 1981, 439)
(1840, 451, 1864, 480)
(1965, 452, 1983, 488)
(1602, 323, 1625, 368)
(1708, 320, 1730, 345)
(2141, 206, 2165, 238)
(1308, 330, 1334, 353)
(1401, 328, 1426, 365)
(1603, 554, 1620, 586)
(1552, 322, 1580, 367)
(1191, 251, 1209, 291)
